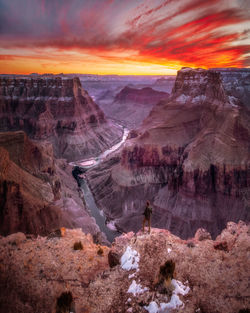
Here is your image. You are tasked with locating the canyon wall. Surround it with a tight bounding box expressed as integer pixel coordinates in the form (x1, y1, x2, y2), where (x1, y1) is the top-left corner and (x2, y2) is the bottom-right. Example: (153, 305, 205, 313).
(87, 68, 250, 238)
(0, 131, 100, 237)
(0, 76, 123, 161)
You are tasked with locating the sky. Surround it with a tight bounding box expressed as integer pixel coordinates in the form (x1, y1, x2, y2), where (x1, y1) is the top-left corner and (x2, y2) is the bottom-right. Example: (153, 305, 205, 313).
(0, 0, 249, 75)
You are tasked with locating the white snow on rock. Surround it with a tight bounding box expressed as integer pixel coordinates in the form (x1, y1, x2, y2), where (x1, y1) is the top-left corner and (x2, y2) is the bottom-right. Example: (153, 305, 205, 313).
(121, 246, 140, 271)
(128, 280, 148, 295)
(167, 248, 172, 253)
(128, 273, 136, 279)
(175, 94, 189, 103)
(144, 279, 190, 313)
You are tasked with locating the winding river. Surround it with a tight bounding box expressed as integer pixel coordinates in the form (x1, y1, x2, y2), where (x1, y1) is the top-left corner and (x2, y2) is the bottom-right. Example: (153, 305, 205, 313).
(71, 126, 129, 242)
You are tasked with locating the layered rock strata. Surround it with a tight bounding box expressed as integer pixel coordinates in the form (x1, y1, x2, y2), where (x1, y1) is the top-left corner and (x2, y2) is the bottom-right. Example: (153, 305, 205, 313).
(0, 76, 123, 161)
(98, 86, 169, 129)
(0, 131, 100, 237)
(211, 68, 250, 108)
(87, 68, 250, 238)
(0, 222, 249, 313)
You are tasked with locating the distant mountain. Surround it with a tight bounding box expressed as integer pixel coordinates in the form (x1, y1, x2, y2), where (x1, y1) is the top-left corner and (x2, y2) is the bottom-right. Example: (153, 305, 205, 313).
(98, 86, 169, 129)
(114, 86, 169, 104)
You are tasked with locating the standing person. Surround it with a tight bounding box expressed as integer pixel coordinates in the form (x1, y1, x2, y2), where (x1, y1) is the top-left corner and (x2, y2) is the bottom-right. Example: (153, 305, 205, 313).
(143, 200, 152, 233)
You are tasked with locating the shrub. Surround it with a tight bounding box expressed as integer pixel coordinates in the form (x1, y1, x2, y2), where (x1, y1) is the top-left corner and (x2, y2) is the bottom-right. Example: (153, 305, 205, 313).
(97, 246, 104, 256)
(187, 241, 195, 248)
(56, 291, 73, 313)
(154, 260, 176, 294)
(73, 241, 83, 250)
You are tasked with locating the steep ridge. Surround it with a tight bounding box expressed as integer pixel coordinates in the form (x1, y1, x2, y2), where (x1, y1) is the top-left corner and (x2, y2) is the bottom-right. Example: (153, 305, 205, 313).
(86, 68, 250, 238)
(0, 222, 249, 313)
(0, 76, 123, 161)
(99, 86, 169, 129)
(0, 131, 100, 237)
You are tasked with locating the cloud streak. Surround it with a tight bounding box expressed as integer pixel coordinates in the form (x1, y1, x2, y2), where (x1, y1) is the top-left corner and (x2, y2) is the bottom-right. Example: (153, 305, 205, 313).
(0, 0, 249, 74)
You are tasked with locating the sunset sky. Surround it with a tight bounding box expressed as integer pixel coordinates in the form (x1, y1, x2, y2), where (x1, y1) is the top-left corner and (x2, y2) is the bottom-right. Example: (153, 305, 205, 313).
(0, 0, 249, 75)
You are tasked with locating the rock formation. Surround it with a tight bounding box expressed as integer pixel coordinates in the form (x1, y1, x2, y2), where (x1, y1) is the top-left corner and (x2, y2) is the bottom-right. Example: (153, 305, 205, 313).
(211, 68, 250, 108)
(0, 221, 249, 313)
(86, 68, 250, 238)
(99, 86, 169, 129)
(0, 131, 100, 237)
(0, 76, 123, 161)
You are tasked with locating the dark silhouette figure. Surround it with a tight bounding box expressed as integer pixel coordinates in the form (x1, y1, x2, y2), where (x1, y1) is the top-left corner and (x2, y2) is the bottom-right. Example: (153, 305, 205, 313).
(143, 200, 152, 233)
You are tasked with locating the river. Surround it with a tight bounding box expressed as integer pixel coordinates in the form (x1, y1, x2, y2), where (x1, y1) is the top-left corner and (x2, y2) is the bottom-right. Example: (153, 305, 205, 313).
(71, 126, 129, 243)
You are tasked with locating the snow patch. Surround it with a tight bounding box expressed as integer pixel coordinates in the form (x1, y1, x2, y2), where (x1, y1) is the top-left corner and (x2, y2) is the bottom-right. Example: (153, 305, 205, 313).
(128, 273, 136, 279)
(176, 94, 189, 103)
(144, 279, 190, 313)
(128, 280, 148, 295)
(191, 95, 206, 103)
(167, 248, 172, 253)
(121, 246, 140, 271)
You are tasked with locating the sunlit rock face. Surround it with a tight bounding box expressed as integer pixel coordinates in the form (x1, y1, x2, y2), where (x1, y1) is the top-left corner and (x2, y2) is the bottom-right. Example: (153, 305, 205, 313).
(0, 131, 100, 237)
(0, 76, 122, 161)
(0, 222, 249, 313)
(98, 86, 169, 129)
(86, 68, 250, 238)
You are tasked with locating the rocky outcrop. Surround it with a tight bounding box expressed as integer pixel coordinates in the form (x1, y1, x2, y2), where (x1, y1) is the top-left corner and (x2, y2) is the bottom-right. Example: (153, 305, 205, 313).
(98, 86, 169, 129)
(86, 68, 250, 238)
(0, 222, 249, 313)
(0, 76, 123, 161)
(0, 131, 100, 237)
(211, 68, 250, 108)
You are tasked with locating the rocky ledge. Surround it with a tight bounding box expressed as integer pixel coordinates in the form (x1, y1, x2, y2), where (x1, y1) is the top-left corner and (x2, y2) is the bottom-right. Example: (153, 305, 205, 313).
(0, 221, 249, 313)
(0, 76, 123, 161)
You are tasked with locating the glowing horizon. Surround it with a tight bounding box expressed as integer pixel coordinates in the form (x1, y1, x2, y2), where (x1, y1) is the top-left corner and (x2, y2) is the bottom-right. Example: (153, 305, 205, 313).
(0, 0, 249, 75)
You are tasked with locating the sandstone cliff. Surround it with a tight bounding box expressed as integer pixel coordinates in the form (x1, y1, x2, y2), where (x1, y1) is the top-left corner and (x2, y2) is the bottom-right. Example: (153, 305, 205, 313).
(0, 222, 249, 313)
(86, 68, 250, 238)
(0, 131, 100, 237)
(0, 76, 123, 161)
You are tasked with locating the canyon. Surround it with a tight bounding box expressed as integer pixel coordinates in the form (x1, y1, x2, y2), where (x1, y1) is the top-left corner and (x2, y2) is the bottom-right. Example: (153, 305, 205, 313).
(0, 130, 102, 238)
(0, 76, 123, 161)
(86, 68, 250, 239)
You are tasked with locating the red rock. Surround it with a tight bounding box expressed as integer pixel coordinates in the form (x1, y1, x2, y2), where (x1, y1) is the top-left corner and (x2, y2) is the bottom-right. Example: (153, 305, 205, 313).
(0, 223, 249, 313)
(86, 68, 250, 239)
(0, 131, 100, 237)
(0, 76, 122, 161)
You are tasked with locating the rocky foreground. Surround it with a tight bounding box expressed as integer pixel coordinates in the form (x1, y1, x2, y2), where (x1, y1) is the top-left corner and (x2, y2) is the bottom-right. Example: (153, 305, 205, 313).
(0, 221, 249, 313)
